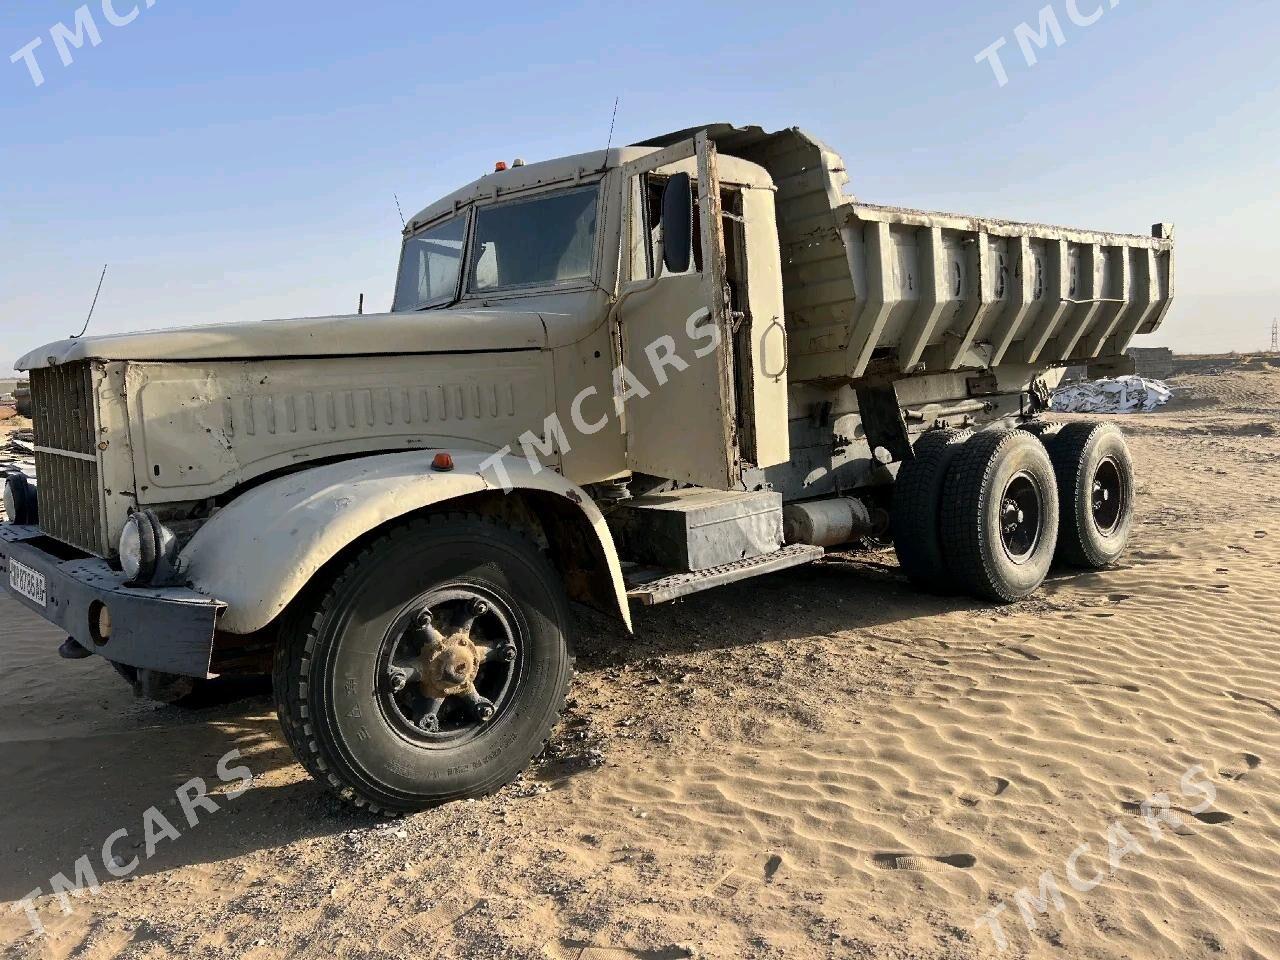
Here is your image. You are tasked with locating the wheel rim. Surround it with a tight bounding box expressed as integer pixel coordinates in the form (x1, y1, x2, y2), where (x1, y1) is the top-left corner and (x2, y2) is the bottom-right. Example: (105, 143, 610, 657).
(999, 471, 1044, 565)
(1092, 457, 1124, 535)
(376, 584, 521, 748)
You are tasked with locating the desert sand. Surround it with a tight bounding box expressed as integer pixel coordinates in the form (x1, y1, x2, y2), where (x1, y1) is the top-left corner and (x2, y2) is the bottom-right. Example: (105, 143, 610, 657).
(1, 362, 1277, 960)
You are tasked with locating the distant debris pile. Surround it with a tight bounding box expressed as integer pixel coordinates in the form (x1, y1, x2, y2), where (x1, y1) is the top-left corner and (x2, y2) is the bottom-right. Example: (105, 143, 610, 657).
(1051, 376, 1173, 414)
(0, 429, 35, 522)
(0, 428, 35, 474)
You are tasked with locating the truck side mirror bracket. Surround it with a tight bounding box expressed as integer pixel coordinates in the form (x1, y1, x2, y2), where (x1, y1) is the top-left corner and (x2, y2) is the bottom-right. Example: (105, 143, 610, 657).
(660, 173, 693, 274)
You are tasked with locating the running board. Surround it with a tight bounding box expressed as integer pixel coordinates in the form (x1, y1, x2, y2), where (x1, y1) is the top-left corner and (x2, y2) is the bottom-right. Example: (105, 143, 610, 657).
(625, 544, 825, 606)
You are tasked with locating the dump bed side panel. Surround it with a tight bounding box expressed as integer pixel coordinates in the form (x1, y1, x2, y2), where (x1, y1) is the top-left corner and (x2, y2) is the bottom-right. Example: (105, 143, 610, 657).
(806, 203, 1175, 383)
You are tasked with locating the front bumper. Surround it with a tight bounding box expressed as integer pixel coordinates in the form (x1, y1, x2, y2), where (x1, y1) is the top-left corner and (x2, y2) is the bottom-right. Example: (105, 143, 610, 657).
(0, 525, 225, 678)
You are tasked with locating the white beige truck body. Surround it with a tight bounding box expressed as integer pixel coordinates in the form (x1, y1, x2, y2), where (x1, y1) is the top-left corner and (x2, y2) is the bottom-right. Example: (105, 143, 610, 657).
(4, 123, 1173, 681)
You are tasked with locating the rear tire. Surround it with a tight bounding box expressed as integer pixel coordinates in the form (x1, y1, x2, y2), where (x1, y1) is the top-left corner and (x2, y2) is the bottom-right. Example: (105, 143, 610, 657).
(273, 513, 573, 814)
(892, 429, 971, 591)
(1045, 422, 1135, 569)
(941, 430, 1059, 603)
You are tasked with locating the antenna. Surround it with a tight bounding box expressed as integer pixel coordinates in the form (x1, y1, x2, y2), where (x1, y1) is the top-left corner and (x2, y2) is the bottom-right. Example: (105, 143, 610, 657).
(604, 96, 620, 155)
(1271, 319, 1278, 353)
(593, 96, 621, 298)
(394, 193, 406, 230)
(71, 264, 108, 339)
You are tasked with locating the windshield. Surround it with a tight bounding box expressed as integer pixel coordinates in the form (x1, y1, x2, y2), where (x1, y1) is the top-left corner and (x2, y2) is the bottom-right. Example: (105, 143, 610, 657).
(470, 186, 598, 292)
(393, 216, 466, 311)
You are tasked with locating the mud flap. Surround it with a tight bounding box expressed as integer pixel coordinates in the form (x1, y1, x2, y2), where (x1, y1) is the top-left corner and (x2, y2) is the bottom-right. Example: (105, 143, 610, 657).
(855, 382, 913, 464)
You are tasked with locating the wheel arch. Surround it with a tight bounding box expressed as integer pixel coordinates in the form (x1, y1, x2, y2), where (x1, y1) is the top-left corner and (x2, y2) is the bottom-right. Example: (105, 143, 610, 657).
(181, 451, 633, 637)
(408, 486, 628, 628)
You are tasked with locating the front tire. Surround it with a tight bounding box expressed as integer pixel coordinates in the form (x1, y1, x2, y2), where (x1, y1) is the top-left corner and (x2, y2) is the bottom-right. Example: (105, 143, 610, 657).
(1045, 422, 1135, 569)
(273, 514, 572, 814)
(940, 430, 1060, 603)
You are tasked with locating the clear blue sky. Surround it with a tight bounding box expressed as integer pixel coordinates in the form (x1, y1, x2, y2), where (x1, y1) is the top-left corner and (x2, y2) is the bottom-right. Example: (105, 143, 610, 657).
(2, 0, 1278, 373)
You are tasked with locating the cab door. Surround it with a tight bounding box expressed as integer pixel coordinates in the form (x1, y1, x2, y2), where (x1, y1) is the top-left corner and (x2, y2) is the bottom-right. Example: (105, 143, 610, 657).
(614, 132, 740, 489)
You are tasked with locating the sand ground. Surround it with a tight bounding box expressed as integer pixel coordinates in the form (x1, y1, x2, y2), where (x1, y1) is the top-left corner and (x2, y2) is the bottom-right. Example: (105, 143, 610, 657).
(1, 364, 1277, 960)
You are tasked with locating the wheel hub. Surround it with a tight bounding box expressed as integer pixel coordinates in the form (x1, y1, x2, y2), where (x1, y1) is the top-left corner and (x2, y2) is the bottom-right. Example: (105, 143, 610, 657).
(1091, 457, 1124, 534)
(998, 472, 1043, 565)
(379, 588, 520, 744)
(419, 623, 482, 699)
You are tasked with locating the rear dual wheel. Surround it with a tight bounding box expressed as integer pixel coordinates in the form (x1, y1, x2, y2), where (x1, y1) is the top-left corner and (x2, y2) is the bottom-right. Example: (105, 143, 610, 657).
(894, 422, 1136, 603)
(940, 430, 1060, 603)
(892, 429, 971, 591)
(1044, 422, 1135, 569)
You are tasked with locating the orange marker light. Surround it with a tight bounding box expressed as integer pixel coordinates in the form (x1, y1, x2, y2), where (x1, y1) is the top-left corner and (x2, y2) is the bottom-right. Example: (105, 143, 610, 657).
(432, 452, 455, 472)
(494, 161, 508, 172)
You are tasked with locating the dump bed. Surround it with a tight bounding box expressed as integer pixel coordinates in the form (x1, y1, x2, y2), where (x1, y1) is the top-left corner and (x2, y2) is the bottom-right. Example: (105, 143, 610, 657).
(641, 125, 1175, 386)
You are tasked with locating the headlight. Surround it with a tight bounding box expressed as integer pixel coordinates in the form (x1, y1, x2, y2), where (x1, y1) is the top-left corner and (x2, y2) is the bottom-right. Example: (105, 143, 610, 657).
(3, 473, 37, 525)
(119, 511, 161, 583)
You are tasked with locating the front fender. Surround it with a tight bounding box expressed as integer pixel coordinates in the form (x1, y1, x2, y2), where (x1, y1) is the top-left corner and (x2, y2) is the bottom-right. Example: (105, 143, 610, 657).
(180, 451, 631, 634)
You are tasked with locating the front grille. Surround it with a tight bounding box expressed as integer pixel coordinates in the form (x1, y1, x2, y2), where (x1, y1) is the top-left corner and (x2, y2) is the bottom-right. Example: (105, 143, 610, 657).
(31, 363, 96, 454)
(30, 364, 106, 555)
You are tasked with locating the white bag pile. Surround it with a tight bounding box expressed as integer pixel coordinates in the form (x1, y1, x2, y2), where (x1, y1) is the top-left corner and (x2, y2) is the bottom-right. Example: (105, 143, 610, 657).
(1050, 376, 1173, 414)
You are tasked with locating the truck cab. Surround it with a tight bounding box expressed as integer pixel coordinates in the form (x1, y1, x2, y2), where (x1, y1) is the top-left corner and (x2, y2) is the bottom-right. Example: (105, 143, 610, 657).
(390, 135, 789, 491)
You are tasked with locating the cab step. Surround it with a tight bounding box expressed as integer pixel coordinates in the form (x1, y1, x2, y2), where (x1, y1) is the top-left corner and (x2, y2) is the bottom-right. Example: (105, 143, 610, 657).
(624, 543, 824, 606)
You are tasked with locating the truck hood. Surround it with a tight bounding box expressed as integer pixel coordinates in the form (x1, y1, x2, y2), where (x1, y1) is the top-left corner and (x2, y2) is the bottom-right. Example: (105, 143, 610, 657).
(16, 309, 547, 371)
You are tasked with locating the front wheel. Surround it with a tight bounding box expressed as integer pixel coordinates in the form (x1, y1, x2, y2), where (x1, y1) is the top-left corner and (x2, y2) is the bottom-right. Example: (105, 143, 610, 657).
(273, 514, 573, 814)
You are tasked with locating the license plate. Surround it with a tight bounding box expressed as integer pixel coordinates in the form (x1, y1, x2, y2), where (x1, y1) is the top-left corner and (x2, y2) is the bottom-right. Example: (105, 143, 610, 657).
(9, 559, 47, 607)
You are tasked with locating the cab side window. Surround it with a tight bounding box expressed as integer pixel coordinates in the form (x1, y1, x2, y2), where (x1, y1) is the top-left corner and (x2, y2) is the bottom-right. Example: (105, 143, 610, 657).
(633, 173, 702, 280)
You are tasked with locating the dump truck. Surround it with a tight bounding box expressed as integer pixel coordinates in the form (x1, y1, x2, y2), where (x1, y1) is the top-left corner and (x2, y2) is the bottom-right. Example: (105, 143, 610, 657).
(1, 124, 1173, 812)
